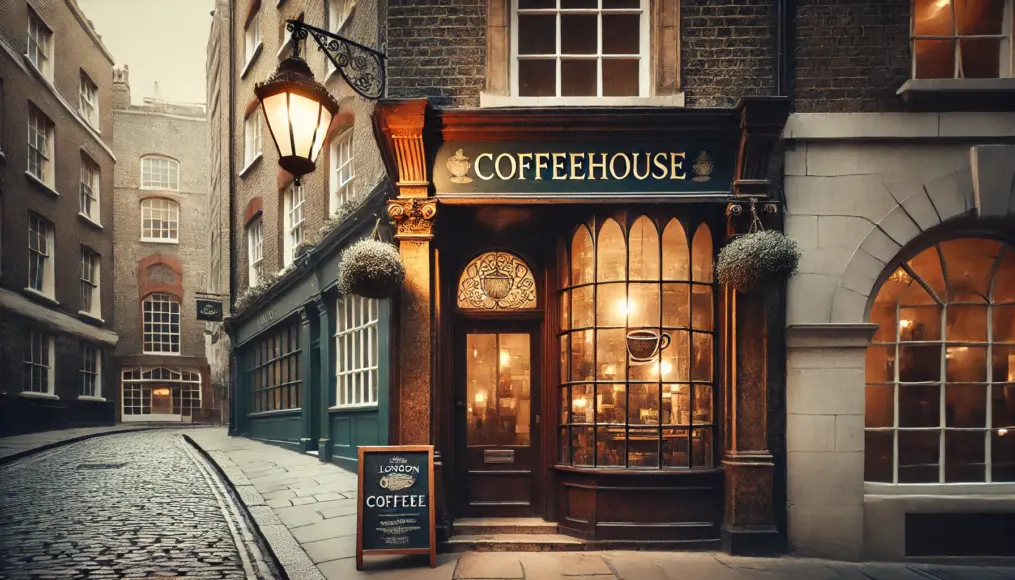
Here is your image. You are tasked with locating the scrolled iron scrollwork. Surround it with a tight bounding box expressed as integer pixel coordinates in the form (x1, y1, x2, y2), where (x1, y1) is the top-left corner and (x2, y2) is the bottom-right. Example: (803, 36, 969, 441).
(286, 20, 385, 100)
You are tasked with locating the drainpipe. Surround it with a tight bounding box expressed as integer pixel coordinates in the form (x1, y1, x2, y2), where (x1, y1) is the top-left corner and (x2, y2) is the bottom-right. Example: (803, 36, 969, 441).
(226, 0, 238, 436)
(775, 0, 794, 97)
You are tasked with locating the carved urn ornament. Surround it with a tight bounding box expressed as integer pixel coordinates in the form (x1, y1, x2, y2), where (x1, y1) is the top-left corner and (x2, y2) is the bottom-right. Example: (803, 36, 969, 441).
(716, 200, 801, 293)
(338, 226, 406, 299)
(446, 149, 473, 184)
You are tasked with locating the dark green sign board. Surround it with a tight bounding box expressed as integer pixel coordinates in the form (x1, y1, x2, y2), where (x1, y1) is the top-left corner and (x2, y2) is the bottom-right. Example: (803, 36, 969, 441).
(196, 299, 223, 321)
(356, 446, 436, 570)
(433, 140, 737, 199)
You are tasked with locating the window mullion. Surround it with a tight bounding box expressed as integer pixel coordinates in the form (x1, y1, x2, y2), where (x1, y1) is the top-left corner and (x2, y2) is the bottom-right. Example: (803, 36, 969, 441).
(556, 9, 562, 98)
(939, 304, 947, 484)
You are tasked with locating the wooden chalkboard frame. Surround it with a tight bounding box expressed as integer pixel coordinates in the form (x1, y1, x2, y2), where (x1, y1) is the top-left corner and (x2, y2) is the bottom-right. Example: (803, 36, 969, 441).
(356, 445, 436, 570)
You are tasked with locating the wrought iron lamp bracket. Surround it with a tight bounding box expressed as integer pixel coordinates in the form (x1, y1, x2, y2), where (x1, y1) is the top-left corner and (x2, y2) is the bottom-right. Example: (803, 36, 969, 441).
(286, 19, 386, 100)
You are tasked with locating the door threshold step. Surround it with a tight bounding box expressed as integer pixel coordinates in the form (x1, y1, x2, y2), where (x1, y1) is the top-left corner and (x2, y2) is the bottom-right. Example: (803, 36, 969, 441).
(443, 533, 585, 552)
(454, 517, 558, 535)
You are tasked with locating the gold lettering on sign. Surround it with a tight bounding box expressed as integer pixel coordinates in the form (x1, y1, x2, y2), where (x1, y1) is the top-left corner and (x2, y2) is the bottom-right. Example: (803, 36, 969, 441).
(551, 153, 567, 180)
(569, 153, 585, 180)
(518, 153, 533, 180)
(670, 152, 687, 180)
(589, 153, 608, 180)
(534, 153, 550, 180)
(609, 153, 631, 180)
(651, 152, 669, 179)
(475, 153, 495, 180)
(632, 153, 651, 180)
(495, 153, 517, 180)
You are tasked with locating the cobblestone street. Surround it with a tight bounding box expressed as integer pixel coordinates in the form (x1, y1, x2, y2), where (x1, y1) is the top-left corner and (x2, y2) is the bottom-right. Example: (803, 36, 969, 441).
(0, 430, 274, 579)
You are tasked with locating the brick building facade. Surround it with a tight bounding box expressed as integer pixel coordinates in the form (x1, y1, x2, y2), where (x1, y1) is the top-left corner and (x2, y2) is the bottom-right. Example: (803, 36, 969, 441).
(0, 0, 118, 436)
(205, 0, 232, 425)
(221, 0, 394, 466)
(110, 68, 216, 424)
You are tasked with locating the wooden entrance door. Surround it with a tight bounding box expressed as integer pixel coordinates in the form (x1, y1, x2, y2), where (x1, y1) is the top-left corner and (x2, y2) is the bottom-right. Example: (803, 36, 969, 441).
(458, 326, 541, 517)
(150, 387, 173, 415)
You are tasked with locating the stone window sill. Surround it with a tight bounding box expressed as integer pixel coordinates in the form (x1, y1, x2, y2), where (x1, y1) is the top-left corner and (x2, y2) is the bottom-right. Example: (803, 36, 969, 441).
(140, 238, 180, 245)
(239, 153, 263, 178)
(25, 171, 60, 197)
(23, 287, 59, 306)
(479, 93, 685, 108)
(19, 391, 59, 400)
(78, 395, 107, 402)
(329, 403, 379, 412)
(78, 311, 106, 325)
(897, 78, 1015, 108)
(241, 43, 263, 80)
(866, 481, 1015, 496)
(78, 212, 104, 230)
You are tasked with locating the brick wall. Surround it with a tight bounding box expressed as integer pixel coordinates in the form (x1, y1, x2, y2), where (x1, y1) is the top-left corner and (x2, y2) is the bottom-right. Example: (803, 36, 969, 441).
(680, 0, 777, 107)
(793, 0, 910, 113)
(0, 0, 117, 402)
(229, 0, 387, 299)
(386, 0, 486, 108)
(111, 99, 209, 361)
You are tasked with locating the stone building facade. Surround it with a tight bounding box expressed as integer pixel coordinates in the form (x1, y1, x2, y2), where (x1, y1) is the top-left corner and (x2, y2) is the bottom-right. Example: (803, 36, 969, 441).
(783, 0, 1015, 561)
(205, 0, 233, 425)
(0, 0, 118, 436)
(110, 69, 216, 423)
(222, 0, 393, 467)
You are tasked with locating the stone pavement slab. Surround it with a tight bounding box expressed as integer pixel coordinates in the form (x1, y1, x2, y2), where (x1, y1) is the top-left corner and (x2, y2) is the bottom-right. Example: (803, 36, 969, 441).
(0, 424, 182, 463)
(185, 428, 1015, 580)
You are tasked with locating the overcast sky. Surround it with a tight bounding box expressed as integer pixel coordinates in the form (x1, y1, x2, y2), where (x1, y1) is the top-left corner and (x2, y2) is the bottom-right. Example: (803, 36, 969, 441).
(78, 0, 214, 105)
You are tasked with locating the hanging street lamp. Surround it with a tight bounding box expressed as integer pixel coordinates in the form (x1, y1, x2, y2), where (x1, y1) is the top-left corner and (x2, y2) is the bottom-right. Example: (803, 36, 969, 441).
(255, 20, 386, 185)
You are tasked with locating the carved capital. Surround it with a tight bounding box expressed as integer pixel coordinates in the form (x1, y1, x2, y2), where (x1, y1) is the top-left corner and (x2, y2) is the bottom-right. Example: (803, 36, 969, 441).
(388, 198, 438, 240)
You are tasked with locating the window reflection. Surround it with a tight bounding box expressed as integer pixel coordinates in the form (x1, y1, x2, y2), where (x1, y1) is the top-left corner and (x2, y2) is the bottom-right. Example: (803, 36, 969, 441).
(866, 238, 1015, 483)
(467, 333, 531, 447)
(559, 215, 715, 469)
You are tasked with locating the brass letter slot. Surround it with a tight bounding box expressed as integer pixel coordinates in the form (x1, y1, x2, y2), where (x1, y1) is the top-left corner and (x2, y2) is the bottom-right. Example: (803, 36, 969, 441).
(484, 449, 515, 464)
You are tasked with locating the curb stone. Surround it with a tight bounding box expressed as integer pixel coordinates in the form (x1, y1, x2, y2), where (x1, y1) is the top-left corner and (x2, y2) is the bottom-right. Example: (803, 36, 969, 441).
(184, 434, 327, 580)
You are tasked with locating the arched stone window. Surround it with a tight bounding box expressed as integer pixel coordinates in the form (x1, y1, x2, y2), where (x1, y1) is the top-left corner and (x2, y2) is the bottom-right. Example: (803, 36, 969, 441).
(457, 251, 538, 310)
(558, 215, 715, 469)
(866, 238, 1015, 484)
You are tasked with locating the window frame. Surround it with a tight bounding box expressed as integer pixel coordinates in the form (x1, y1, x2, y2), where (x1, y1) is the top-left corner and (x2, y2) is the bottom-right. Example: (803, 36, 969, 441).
(910, 0, 1014, 79)
(865, 239, 1015, 485)
(79, 344, 102, 399)
(556, 214, 718, 470)
(79, 246, 101, 318)
(27, 8, 53, 81)
(140, 198, 181, 243)
(510, 0, 651, 99)
(283, 185, 305, 267)
(140, 155, 180, 191)
(243, 109, 263, 169)
(247, 217, 263, 286)
(79, 153, 100, 222)
(245, 11, 262, 66)
(142, 293, 182, 355)
(79, 70, 99, 128)
(247, 321, 302, 413)
(334, 294, 380, 408)
(23, 331, 55, 396)
(27, 213, 54, 298)
(27, 104, 54, 186)
(329, 128, 355, 214)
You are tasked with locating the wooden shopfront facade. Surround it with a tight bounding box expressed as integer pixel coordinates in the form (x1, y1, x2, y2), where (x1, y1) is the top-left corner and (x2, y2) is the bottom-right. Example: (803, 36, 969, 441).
(372, 97, 792, 554)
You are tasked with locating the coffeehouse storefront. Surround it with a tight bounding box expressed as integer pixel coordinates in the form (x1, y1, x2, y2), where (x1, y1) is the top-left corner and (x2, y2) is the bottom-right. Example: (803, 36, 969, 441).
(372, 97, 792, 553)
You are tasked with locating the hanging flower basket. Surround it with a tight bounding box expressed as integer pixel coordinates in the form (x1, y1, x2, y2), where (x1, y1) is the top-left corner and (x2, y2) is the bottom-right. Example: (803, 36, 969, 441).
(717, 229, 801, 293)
(338, 238, 406, 299)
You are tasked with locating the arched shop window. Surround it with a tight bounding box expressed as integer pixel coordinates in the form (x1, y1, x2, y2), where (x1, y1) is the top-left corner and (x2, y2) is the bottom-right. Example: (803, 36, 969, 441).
(866, 238, 1015, 484)
(457, 250, 538, 310)
(558, 215, 716, 469)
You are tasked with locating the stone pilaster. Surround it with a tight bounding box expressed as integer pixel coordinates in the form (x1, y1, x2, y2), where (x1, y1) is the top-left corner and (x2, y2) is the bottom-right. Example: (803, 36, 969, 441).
(298, 304, 314, 453)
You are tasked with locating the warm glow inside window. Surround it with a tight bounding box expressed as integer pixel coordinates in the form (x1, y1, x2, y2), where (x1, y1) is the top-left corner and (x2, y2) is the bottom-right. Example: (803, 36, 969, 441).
(513, 0, 649, 97)
(558, 215, 715, 469)
(866, 238, 1015, 484)
(457, 251, 538, 310)
(912, 0, 1013, 79)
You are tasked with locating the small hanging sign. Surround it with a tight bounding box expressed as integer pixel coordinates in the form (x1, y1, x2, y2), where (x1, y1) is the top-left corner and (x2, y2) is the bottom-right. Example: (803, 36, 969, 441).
(357, 446, 436, 570)
(196, 299, 223, 321)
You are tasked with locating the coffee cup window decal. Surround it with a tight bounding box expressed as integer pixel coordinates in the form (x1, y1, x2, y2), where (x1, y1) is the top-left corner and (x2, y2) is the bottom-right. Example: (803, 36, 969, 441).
(457, 251, 537, 310)
(626, 328, 672, 365)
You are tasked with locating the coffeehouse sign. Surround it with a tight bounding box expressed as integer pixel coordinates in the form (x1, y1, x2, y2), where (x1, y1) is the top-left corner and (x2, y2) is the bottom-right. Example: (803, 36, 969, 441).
(433, 140, 736, 199)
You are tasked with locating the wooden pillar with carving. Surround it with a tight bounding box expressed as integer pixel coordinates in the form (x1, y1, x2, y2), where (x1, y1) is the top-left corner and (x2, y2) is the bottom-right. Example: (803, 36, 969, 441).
(722, 97, 790, 555)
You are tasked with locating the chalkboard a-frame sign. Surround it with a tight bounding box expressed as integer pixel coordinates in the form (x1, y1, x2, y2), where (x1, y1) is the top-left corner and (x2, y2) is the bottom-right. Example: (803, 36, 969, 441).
(356, 445, 436, 570)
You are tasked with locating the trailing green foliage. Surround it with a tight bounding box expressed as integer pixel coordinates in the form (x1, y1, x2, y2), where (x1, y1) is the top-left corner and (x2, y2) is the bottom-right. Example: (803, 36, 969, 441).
(338, 239, 405, 299)
(716, 230, 801, 293)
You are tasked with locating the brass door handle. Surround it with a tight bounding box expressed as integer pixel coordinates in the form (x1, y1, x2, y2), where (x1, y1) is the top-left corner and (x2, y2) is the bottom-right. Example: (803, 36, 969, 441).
(535, 414, 541, 425)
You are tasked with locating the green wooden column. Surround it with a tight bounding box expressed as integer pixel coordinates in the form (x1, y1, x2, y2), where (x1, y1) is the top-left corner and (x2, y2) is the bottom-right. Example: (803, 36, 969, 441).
(316, 296, 334, 462)
(298, 305, 315, 453)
